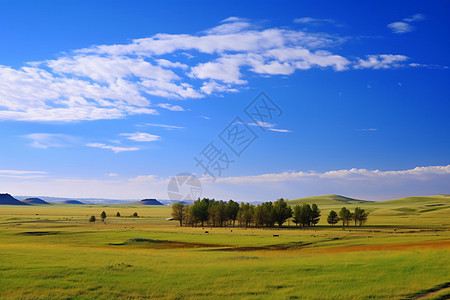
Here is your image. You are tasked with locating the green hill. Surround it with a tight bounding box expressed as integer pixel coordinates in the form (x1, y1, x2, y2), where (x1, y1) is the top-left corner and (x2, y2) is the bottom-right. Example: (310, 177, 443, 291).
(288, 194, 372, 206)
(375, 195, 450, 205)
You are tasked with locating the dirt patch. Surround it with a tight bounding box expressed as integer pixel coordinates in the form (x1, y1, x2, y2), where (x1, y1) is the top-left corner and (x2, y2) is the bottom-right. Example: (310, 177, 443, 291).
(109, 238, 228, 249)
(212, 242, 313, 252)
(17, 231, 60, 236)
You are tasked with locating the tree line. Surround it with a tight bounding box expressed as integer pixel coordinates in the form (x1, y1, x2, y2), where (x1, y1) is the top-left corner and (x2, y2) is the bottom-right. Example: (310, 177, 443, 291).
(327, 207, 369, 227)
(171, 198, 369, 228)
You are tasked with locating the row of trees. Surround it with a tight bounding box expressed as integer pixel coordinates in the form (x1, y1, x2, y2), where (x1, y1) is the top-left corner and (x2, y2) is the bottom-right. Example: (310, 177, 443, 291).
(327, 207, 369, 227)
(172, 198, 369, 228)
(89, 211, 139, 222)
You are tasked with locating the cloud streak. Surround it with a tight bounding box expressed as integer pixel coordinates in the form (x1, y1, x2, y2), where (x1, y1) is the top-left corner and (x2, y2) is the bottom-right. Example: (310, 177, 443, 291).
(86, 143, 140, 153)
(120, 132, 161, 142)
(0, 169, 47, 179)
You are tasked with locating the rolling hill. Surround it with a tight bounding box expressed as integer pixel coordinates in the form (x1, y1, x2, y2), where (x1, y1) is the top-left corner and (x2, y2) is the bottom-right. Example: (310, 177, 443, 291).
(374, 195, 450, 205)
(62, 200, 85, 205)
(288, 194, 372, 206)
(0, 193, 29, 205)
(22, 198, 50, 205)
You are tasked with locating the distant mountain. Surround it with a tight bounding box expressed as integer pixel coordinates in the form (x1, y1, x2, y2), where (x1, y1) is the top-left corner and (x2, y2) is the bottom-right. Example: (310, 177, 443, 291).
(0, 193, 29, 205)
(15, 195, 136, 204)
(63, 200, 85, 205)
(22, 198, 50, 205)
(288, 194, 372, 206)
(139, 199, 164, 205)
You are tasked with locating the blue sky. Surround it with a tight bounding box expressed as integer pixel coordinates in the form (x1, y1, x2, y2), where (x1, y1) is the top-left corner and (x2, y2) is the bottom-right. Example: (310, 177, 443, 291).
(0, 0, 449, 201)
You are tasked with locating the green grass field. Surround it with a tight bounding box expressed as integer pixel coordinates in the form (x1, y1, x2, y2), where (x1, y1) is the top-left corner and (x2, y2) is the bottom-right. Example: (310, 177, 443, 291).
(0, 195, 449, 299)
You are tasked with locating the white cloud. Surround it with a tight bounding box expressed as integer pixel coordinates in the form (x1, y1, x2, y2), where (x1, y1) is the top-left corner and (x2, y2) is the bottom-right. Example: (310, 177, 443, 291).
(215, 165, 450, 184)
(155, 103, 185, 111)
(268, 128, 292, 133)
(403, 13, 425, 23)
(24, 133, 78, 149)
(106, 173, 119, 177)
(0, 18, 416, 122)
(86, 143, 139, 153)
(156, 59, 189, 69)
(120, 132, 161, 142)
(248, 121, 291, 132)
(248, 121, 275, 128)
(388, 14, 425, 34)
(388, 22, 413, 34)
(354, 54, 409, 69)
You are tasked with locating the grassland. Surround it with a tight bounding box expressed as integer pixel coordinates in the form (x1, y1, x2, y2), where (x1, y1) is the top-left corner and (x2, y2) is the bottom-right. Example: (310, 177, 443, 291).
(0, 195, 449, 299)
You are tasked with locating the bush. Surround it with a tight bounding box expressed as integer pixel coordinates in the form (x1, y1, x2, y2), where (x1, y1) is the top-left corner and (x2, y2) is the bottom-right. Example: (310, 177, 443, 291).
(116, 212, 121, 217)
(89, 215, 96, 222)
(100, 211, 107, 220)
(132, 212, 139, 217)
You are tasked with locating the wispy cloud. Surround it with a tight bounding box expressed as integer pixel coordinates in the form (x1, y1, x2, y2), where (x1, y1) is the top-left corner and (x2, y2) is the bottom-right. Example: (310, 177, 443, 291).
(86, 143, 139, 153)
(294, 17, 336, 25)
(388, 13, 425, 34)
(0, 169, 47, 179)
(139, 123, 184, 130)
(248, 121, 292, 132)
(155, 103, 185, 111)
(356, 128, 378, 131)
(24, 133, 78, 149)
(268, 128, 292, 133)
(120, 132, 161, 142)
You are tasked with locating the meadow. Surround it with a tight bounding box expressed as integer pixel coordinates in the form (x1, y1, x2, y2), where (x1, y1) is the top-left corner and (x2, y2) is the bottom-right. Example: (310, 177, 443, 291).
(0, 195, 449, 299)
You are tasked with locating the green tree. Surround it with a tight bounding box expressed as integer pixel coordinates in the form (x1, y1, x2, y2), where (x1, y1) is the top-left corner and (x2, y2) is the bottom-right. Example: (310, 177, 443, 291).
(300, 204, 312, 226)
(207, 200, 218, 226)
(292, 205, 301, 227)
(191, 198, 210, 227)
(261, 202, 275, 227)
(237, 203, 254, 228)
(116, 212, 121, 217)
(100, 211, 106, 220)
(216, 201, 227, 227)
(226, 200, 240, 227)
(339, 207, 351, 227)
(171, 203, 185, 226)
(272, 198, 293, 227)
(254, 203, 272, 227)
(327, 210, 339, 226)
(310, 203, 321, 226)
(354, 207, 369, 226)
(89, 215, 96, 222)
(133, 212, 139, 217)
